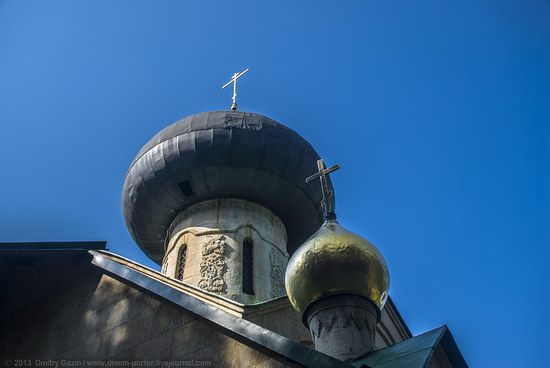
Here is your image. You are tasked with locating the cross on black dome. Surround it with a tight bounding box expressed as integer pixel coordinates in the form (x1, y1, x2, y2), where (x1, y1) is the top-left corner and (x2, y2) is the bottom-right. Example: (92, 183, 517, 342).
(122, 110, 335, 264)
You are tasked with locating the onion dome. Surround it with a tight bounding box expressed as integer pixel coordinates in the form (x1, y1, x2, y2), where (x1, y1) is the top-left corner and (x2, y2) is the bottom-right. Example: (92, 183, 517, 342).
(122, 111, 334, 264)
(285, 220, 390, 318)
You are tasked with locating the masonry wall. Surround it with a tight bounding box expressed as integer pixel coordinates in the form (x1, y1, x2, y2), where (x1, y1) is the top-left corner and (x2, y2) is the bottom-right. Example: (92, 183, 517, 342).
(248, 306, 312, 345)
(162, 199, 289, 305)
(0, 254, 289, 368)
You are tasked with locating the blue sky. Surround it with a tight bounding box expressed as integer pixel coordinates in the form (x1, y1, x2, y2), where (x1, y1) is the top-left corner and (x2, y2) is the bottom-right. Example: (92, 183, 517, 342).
(1, 1, 548, 366)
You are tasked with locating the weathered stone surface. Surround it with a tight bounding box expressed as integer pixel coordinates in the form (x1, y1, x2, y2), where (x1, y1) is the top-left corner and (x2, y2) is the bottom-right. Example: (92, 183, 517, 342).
(248, 302, 312, 344)
(0, 260, 295, 367)
(162, 199, 289, 304)
(198, 235, 228, 292)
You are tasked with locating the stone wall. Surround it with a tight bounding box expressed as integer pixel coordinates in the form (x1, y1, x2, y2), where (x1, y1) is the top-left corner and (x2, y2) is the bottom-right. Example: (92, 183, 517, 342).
(247, 304, 312, 345)
(0, 257, 289, 368)
(162, 199, 288, 304)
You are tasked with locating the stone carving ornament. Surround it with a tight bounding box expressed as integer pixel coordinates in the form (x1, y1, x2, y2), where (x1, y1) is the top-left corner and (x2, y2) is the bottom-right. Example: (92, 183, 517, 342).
(310, 313, 373, 341)
(198, 235, 227, 292)
(270, 250, 284, 297)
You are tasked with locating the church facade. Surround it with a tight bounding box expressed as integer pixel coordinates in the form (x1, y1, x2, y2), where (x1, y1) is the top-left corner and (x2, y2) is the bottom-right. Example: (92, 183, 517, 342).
(0, 110, 467, 367)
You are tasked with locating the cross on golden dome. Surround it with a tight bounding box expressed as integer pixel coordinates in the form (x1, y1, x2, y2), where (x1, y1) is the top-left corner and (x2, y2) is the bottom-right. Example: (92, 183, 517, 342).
(306, 159, 340, 220)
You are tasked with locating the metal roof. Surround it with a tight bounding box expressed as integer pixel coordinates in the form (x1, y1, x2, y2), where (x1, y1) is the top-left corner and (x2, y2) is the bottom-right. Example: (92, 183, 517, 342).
(122, 110, 334, 263)
(0, 241, 106, 253)
(0, 244, 467, 367)
(351, 325, 468, 368)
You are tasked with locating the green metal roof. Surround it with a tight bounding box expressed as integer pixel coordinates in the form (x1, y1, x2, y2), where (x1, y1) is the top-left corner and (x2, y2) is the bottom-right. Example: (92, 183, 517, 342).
(351, 325, 468, 368)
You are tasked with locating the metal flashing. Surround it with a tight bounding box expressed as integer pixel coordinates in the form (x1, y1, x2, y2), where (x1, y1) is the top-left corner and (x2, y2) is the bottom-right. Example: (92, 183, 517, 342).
(0, 241, 107, 252)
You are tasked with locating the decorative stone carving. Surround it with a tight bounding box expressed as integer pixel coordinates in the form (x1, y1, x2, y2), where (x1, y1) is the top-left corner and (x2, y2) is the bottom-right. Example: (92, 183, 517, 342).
(270, 250, 284, 297)
(310, 312, 373, 341)
(163, 199, 288, 302)
(198, 235, 227, 292)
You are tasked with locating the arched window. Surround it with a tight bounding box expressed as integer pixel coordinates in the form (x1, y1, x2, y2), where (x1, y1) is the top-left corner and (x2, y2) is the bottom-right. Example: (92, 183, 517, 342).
(242, 238, 254, 295)
(176, 245, 187, 281)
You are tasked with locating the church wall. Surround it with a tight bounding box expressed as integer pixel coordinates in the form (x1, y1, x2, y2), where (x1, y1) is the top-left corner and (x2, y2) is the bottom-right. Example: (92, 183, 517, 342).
(0, 261, 291, 368)
(247, 306, 312, 345)
(374, 299, 412, 349)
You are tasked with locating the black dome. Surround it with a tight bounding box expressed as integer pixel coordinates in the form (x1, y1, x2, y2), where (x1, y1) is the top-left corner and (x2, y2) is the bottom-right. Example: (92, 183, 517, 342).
(122, 111, 333, 264)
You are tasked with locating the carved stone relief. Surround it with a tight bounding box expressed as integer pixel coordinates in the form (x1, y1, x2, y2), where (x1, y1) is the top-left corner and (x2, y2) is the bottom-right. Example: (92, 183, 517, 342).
(198, 235, 227, 292)
(310, 312, 374, 341)
(270, 250, 284, 297)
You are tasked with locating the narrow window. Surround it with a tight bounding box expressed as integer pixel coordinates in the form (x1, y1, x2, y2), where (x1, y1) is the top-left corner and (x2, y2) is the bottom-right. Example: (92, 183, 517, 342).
(242, 238, 254, 295)
(178, 180, 194, 197)
(176, 245, 188, 281)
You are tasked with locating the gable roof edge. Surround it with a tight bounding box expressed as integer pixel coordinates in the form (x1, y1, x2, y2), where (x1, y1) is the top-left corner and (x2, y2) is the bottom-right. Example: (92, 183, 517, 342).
(89, 250, 351, 368)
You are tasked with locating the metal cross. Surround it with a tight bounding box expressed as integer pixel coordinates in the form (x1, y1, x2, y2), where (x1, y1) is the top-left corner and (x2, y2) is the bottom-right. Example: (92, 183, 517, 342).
(306, 159, 340, 220)
(221, 68, 250, 111)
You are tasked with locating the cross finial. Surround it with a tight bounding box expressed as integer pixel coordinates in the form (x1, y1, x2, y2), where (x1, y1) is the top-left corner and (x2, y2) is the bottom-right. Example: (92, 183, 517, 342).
(221, 68, 250, 111)
(306, 159, 340, 221)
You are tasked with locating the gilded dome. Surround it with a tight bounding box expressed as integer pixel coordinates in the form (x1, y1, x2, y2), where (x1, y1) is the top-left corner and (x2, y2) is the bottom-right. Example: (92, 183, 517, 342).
(285, 220, 390, 317)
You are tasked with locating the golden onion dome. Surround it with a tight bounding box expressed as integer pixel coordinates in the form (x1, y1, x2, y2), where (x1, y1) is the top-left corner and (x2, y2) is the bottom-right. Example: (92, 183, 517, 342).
(285, 220, 390, 316)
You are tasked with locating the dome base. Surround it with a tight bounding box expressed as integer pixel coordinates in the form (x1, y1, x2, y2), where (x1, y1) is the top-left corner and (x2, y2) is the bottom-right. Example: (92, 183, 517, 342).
(306, 294, 379, 361)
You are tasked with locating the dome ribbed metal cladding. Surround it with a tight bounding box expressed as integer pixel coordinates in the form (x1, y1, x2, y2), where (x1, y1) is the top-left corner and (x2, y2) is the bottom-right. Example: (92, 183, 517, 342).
(122, 111, 334, 264)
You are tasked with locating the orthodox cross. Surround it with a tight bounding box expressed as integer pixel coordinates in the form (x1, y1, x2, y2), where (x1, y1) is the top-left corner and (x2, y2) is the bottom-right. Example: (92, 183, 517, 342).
(221, 68, 250, 111)
(306, 159, 340, 220)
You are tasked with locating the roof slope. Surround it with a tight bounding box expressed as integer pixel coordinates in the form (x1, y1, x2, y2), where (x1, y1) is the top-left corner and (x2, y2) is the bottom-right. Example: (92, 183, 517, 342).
(351, 325, 468, 368)
(90, 250, 351, 368)
(0, 243, 466, 368)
